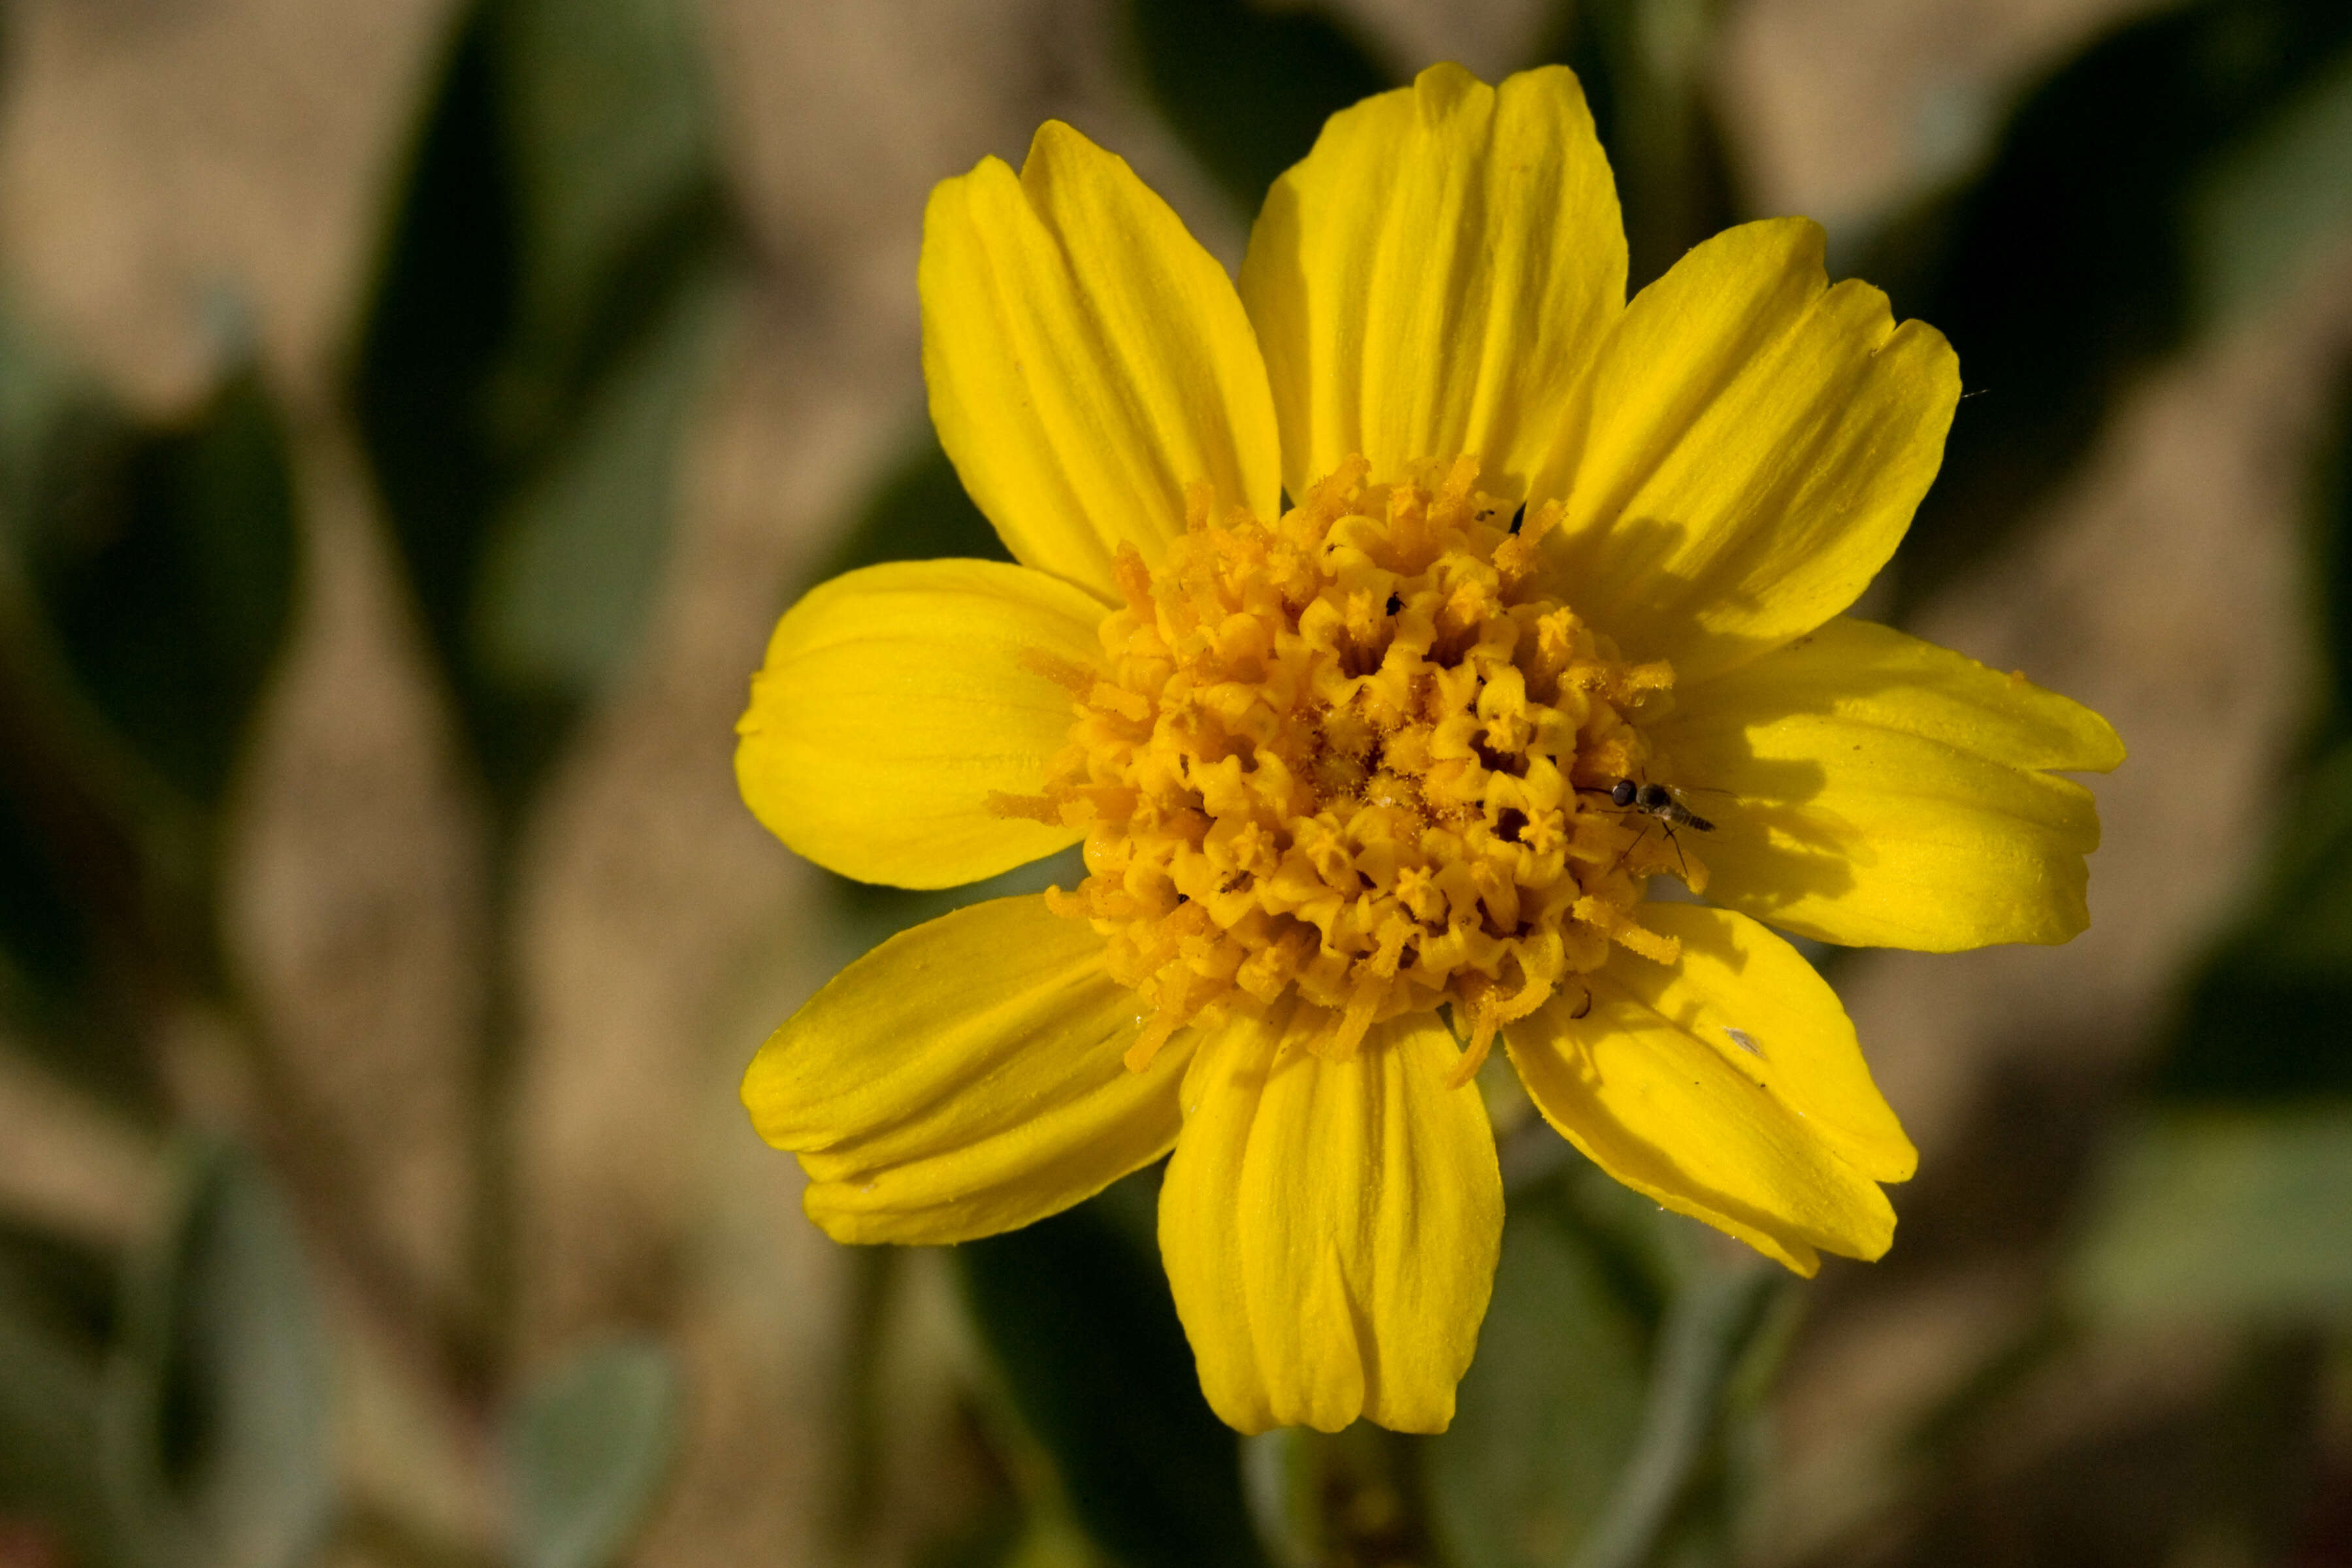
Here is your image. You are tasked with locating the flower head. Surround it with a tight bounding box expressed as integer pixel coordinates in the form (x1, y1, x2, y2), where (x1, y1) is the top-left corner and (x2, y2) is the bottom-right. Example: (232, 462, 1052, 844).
(734, 64, 2123, 1434)
(1024, 457, 1693, 1081)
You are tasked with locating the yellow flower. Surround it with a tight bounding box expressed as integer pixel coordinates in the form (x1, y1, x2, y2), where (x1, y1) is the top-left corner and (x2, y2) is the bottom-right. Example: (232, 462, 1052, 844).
(734, 64, 2122, 1434)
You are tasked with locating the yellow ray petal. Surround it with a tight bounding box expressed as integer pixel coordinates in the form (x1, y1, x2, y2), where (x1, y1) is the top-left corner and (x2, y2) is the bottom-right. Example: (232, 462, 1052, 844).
(1620, 904, 1912, 1181)
(1505, 930, 1902, 1275)
(743, 896, 1186, 1245)
(1240, 63, 1625, 499)
(735, 559, 1099, 889)
(1532, 218, 1959, 683)
(922, 120, 1281, 595)
(1652, 617, 2124, 949)
(1158, 1007, 1502, 1434)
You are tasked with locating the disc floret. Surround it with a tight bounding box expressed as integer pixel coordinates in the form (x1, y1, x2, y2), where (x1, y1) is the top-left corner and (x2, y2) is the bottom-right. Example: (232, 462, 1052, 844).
(1005, 456, 1699, 1077)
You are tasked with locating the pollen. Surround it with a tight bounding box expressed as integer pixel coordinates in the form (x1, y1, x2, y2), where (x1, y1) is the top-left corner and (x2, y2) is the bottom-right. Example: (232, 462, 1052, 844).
(1024, 455, 1699, 1075)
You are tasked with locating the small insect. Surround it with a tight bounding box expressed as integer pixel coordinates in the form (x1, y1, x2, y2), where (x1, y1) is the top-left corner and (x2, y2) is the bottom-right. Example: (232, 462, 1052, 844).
(1723, 1026, 1762, 1057)
(1605, 778, 1714, 833)
(1580, 777, 1717, 883)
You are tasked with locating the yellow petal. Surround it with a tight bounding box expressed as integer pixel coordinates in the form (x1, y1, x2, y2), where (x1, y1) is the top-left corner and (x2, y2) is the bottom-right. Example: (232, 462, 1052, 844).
(1505, 921, 1903, 1275)
(1628, 904, 1912, 1181)
(735, 559, 1098, 889)
(1533, 218, 1959, 683)
(1157, 1007, 1501, 1434)
(1239, 63, 1625, 499)
(922, 120, 1281, 594)
(1652, 617, 2123, 949)
(743, 896, 1185, 1245)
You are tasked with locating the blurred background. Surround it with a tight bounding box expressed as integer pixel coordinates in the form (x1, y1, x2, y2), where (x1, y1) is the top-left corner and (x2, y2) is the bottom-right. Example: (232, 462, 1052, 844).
(1, 0, 2349, 1563)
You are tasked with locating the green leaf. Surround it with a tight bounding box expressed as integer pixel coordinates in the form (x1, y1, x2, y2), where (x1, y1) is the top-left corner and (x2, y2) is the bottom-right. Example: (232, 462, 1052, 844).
(477, 261, 739, 691)
(0, 1299, 107, 1550)
(354, 0, 733, 807)
(957, 1171, 1268, 1568)
(0, 1228, 116, 1561)
(2161, 736, 2352, 1100)
(502, 1338, 683, 1568)
(0, 308, 97, 561)
(2157, 325, 2352, 1102)
(20, 370, 297, 811)
(354, 3, 534, 791)
(2238, 740, 2352, 970)
(1866, 1, 2352, 608)
(1425, 1200, 1650, 1568)
(1243, 1422, 1439, 1568)
(483, 0, 734, 466)
(0, 338, 287, 1098)
(0, 695, 182, 1106)
(0, 766, 103, 1034)
(997, 1508, 1112, 1568)
(2192, 42, 2352, 329)
(495, 0, 717, 376)
(1124, 0, 1392, 217)
(1565, 1260, 1783, 1568)
(2155, 361, 2352, 1102)
(2317, 365, 2352, 738)
(2068, 1108, 2352, 1325)
(102, 1140, 331, 1568)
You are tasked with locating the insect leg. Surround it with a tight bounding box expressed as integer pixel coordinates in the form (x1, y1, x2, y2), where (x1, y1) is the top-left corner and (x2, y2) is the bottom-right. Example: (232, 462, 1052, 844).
(1665, 823, 1691, 884)
(1599, 819, 1654, 882)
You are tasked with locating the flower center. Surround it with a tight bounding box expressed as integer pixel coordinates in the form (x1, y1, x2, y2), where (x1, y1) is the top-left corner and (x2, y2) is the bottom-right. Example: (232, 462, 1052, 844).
(1002, 456, 1699, 1078)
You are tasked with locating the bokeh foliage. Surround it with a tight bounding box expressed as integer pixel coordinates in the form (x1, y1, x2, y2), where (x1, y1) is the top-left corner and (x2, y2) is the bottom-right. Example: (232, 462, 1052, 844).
(355, 0, 738, 813)
(1867, 0, 2352, 608)
(0, 0, 723, 1556)
(3, 0, 2352, 1563)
